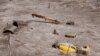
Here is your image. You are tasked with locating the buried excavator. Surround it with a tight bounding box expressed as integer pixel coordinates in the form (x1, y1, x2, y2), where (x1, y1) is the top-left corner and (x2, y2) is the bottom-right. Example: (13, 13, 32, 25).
(52, 42, 90, 56)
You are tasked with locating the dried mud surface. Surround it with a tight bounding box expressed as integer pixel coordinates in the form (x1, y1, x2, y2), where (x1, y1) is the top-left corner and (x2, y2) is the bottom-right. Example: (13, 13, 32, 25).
(0, 0, 100, 56)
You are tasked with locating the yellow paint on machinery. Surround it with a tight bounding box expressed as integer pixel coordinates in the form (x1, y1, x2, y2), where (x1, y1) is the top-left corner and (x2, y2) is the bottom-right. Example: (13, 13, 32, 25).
(55, 42, 90, 55)
(56, 43, 76, 53)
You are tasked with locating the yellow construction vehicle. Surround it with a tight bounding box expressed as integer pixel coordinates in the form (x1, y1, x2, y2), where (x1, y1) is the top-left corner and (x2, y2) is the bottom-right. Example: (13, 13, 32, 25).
(53, 42, 90, 55)
(56, 43, 76, 53)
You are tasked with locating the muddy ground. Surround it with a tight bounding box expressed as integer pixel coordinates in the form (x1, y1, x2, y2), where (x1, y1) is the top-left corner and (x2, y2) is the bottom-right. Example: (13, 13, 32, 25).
(0, 0, 100, 56)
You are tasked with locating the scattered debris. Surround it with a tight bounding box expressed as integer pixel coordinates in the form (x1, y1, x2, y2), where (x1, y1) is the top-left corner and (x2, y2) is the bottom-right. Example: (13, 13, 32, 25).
(3, 19, 36, 35)
(13, 20, 27, 28)
(3, 20, 29, 35)
(13, 20, 35, 28)
(76, 45, 90, 56)
(53, 29, 59, 35)
(13, 21, 19, 27)
(65, 34, 76, 38)
(3, 24, 18, 34)
(32, 14, 45, 19)
(32, 13, 61, 24)
(66, 21, 75, 25)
